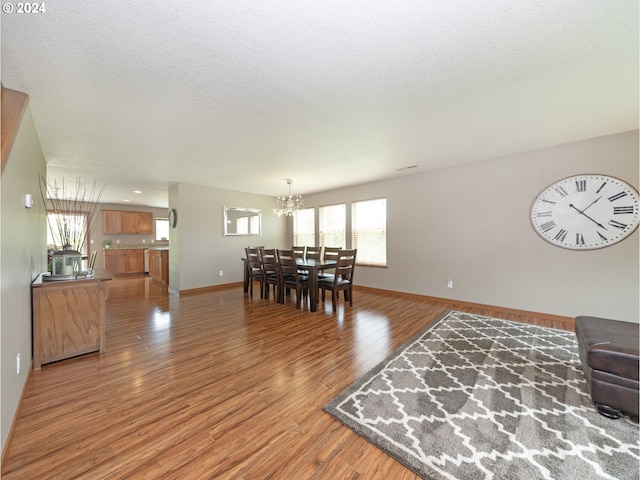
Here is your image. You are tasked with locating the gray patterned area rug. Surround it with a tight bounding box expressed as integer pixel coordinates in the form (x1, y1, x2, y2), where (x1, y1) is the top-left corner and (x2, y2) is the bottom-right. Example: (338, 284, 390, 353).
(323, 310, 640, 479)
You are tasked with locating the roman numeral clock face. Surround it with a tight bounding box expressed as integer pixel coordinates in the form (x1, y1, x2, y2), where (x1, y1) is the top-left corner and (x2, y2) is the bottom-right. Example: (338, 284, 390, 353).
(530, 174, 639, 250)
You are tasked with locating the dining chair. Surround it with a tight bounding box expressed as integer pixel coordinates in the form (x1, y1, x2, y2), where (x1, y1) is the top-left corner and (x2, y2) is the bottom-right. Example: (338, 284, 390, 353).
(259, 248, 280, 301)
(88, 251, 97, 269)
(245, 247, 263, 297)
(323, 247, 341, 260)
(278, 253, 310, 309)
(305, 246, 323, 260)
(320, 246, 341, 278)
(275, 249, 294, 302)
(292, 246, 307, 260)
(318, 249, 357, 312)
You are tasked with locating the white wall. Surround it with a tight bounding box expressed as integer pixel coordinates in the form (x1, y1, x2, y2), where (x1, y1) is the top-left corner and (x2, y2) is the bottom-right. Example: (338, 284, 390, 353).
(1, 107, 47, 452)
(169, 182, 288, 292)
(302, 130, 639, 321)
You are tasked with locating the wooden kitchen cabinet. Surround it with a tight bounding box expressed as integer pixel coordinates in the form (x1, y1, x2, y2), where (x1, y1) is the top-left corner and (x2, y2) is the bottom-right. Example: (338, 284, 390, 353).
(121, 211, 139, 233)
(102, 210, 122, 234)
(148, 249, 169, 283)
(125, 249, 145, 273)
(102, 210, 154, 234)
(104, 250, 125, 274)
(136, 212, 153, 234)
(104, 249, 145, 275)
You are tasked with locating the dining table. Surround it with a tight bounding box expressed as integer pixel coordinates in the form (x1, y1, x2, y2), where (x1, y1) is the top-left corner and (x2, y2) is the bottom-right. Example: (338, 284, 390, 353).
(241, 255, 337, 312)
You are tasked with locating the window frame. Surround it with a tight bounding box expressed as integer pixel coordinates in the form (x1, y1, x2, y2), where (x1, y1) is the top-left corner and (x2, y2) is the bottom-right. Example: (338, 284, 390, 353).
(155, 217, 169, 241)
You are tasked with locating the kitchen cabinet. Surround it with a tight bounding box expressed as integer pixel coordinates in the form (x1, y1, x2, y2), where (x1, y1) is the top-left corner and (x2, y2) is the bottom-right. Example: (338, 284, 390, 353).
(102, 210, 154, 234)
(125, 249, 145, 273)
(104, 250, 125, 274)
(148, 249, 169, 284)
(102, 210, 122, 234)
(136, 212, 153, 235)
(104, 249, 145, 275)
(121, 212, 138, 233)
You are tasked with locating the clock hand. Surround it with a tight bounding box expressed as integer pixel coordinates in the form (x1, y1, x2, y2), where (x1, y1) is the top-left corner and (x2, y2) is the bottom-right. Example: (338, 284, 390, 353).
(569, 204, 607, 229)
(581, 196, 602, 213)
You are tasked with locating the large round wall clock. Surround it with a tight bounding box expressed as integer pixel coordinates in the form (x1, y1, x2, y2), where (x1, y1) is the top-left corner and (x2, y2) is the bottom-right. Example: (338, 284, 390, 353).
(530, 174, 639, 250)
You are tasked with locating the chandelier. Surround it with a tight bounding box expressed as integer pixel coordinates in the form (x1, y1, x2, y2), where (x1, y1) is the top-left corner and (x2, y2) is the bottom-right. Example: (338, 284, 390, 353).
(273, 179, 304, 217)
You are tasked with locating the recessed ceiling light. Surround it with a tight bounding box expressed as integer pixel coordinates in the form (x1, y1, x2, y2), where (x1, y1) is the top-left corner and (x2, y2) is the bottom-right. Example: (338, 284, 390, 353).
(122, 199, 130, 202)
(133, 190, 142, 194)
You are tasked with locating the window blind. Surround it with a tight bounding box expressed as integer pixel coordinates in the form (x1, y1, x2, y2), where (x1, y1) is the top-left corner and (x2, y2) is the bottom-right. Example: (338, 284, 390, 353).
(352, 198, 386, 266)
(319, 204, 345, 249)
(293, 208, 315, 246)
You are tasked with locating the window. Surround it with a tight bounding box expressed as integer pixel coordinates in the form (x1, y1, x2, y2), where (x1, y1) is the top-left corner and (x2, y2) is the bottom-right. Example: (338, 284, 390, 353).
(352, 198, 387, 266)
(293, 208, 315, 246)
(155, 217, 169, 241)
(319, 204, 345, 249)
(46, 212, 89, 254)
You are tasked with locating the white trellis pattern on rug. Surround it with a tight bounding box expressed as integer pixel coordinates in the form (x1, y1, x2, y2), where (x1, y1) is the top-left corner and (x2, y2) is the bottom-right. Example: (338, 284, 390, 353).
(324, 310, 640, 480)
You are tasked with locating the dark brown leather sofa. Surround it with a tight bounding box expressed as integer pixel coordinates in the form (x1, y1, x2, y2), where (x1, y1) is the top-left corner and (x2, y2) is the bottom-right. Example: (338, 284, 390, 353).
(575, 316, 639, 419)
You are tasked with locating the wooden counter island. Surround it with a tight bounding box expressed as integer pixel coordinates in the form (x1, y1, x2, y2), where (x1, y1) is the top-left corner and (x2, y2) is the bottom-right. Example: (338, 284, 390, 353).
(31, 269, 113, 370)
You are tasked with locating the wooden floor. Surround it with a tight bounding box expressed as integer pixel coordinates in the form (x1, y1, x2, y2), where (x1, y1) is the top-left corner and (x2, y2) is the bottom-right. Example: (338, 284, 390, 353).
(2, 276, 573, 479)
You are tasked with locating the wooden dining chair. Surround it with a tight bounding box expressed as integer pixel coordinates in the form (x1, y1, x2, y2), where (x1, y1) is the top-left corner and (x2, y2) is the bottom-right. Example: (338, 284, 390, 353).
(278, 253, 310, 309)
(320, 246, 341, 278)
(292, 246, 306, 260)
(323, 247, 341, 260)
(88, 251, 98, 269)
(259, 248, 280, 301)
(318, 249, 357, 312)
(245, 247, 263, 297)
(305, 246, 323, 260)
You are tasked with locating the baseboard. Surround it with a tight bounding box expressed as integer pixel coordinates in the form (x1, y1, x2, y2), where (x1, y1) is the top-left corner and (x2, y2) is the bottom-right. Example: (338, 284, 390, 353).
(180, 282, 573, 329)
(179, 282, 244, 297)
(356, 286, 575, 331)
(1, 360, 32, 467)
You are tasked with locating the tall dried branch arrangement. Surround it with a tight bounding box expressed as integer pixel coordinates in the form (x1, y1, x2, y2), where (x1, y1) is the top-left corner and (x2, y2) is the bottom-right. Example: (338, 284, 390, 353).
(39, 173, 105, 253)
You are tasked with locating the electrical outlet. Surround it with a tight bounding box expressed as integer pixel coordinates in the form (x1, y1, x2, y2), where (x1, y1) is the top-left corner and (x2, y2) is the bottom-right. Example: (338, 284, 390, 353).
(16, 353, 20, 375)
(116, 239, 120, 244)
(447, 279, 453, 289)
(219, 270, 224, 277)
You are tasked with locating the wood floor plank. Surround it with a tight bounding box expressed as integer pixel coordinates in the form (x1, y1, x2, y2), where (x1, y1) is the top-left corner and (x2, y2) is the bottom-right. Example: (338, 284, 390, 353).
(2, 275, 573, 479)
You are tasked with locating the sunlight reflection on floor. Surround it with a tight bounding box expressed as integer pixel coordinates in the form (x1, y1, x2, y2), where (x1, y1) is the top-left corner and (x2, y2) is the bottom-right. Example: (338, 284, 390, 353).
(353, 311, 391, 374)
(152, 309, 171, 331)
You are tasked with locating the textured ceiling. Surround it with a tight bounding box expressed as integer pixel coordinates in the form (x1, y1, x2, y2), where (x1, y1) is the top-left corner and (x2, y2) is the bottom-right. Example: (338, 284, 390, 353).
(2, 0, 638, 207)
